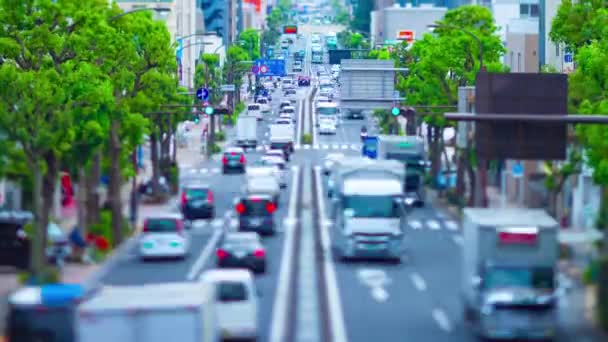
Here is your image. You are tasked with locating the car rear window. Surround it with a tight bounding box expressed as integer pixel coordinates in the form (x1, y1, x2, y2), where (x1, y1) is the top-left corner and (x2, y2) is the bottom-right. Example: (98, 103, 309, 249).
(224, 152, 242, 160)
(257, 99, 267, 104)
(248, 105, 260, 111)
(186, 188, 208, 199)
(283, 108, 295, 113)
(145, 219, 178, 232)
(243, 198, 273, 215)
(217, 282, 248, 302)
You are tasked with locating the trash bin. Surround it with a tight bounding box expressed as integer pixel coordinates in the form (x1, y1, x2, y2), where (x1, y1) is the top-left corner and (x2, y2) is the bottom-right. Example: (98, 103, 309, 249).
(7, 284, 84, 342)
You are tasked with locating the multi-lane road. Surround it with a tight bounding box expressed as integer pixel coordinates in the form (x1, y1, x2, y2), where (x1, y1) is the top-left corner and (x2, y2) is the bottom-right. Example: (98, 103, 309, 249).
(91, 26, 605, 342)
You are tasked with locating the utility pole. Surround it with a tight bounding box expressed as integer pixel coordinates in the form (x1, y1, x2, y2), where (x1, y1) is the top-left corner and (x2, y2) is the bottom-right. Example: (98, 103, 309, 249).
(205, 61, 215, 159)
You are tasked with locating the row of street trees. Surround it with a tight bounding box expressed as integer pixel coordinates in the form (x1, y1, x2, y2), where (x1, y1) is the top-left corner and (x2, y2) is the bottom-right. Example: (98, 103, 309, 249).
(0, 0, 189, 279)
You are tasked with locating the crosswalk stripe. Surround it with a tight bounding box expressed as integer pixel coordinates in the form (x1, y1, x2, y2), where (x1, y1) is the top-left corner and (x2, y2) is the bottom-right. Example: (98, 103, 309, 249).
(313, 144, 319, 149)
(304, 145, 311, 149)
(427, 220, 441, 230)
(295, 145, 301, 150)
(341, 144, 348, 149)
(211, 168, 220, 174)
(350, 144, 359, 150)
(408, 220, 423, 229)
(201, 168, 208, 174)
(256, 146, 264, 151)
(322, 144, 329, 149)
(211, 219, 224, 228)
(445, 220, 459, 231)
(332, 144, 339, 149)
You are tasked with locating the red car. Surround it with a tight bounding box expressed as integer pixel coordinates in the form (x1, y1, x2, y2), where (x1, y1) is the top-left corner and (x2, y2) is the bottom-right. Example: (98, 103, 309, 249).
(298, 76, 311, 86)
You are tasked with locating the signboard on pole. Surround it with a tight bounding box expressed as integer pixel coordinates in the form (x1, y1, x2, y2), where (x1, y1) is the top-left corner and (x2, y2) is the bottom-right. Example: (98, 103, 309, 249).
(396, 30, 415, 43)
(253, 59, 286, 77)
(220, 84, 236, 92)
(512, 162, 524, 178)
(283, 25, 298, 34)
(196, 87, 209, 101)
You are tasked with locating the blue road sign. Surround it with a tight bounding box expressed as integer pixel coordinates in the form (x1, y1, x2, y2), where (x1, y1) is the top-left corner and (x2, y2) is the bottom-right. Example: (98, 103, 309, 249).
(512, 162, 524, 178)
(564, 53, 573, 63)
(196, 87, 209, 101)
(267, 48, 274, 57)
(254, 59, 286, 77)
(362, 136, 378, 159)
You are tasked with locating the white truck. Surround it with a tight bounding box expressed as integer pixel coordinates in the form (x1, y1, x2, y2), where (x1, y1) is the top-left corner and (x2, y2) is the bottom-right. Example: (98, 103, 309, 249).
(462, 208, 559, 341)
(236, 115, 258, 149)
(77, 282, 220, 342)
(328, 159, 409, 262)
(269, 123, 295, 154)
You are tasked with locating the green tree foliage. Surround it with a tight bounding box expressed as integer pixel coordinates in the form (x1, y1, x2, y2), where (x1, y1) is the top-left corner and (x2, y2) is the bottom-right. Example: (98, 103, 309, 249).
(550, 0, 608, 52)
(239, 28, 261, 60)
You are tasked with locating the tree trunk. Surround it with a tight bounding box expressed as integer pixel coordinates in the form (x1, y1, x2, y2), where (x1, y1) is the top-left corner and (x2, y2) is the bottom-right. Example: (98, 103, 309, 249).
(108, 119, 124, 248)
(30, 165, 45, 276)
(430, 126, 441, 189)
(76, 167, 86, 233)
(602, 186, 608, 254)
(150, 131, 161, 194)
(85, 152, 101, 226)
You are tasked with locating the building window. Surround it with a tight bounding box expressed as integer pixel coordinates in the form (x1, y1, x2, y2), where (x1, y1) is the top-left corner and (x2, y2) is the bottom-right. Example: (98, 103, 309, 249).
(520, 3, 540, 18)
(517, 52, 521, 72)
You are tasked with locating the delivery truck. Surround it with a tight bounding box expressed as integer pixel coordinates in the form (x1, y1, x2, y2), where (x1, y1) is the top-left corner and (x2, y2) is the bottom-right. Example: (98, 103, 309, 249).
(269, 123, 295, 154)
(377, 135, 426, 207)
(236, 115, 258, 149)
(77, 282, 219, 342)
(328, 159, 409, 262)
(461, 208, 559, 341)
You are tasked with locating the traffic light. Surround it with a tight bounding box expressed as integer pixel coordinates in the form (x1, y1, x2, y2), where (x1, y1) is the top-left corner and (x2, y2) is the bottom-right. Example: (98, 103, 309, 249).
(391, 107, 400, 116)
(204, 106, 214, 115)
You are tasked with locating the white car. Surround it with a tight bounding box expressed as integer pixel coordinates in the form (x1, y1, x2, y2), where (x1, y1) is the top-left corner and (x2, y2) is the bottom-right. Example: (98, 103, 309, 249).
(278, 113, 294, 121)
(279, 100, 291, 110)
(284, 88, 297, 102)
(246, 164, 285, 189)
(243, 175, 281, 205)
(247, 103, 262, 121)
(256, 97, 271, 113)
(281, 106, 296, 116)
(200, 270, 259, 341)
(282, 78, 294, 89)
(275, 117, 292, 125)
(259, 156, 287, 188)
(316, 96, 332, 105)
(331, 64, 340, 72)
(265, 149, 288, 163)
(139, 213, 190, 260)
(319, 118, 337, 135)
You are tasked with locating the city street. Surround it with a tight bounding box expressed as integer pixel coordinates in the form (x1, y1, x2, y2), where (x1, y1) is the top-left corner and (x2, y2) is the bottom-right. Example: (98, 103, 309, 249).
(85, 24, 606, 342)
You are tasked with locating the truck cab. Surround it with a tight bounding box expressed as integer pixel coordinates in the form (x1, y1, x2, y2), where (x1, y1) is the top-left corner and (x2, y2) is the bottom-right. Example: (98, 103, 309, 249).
(328, 164, 408, 262)
(377, 135, 426, 207)
(462, 208, 559, 341)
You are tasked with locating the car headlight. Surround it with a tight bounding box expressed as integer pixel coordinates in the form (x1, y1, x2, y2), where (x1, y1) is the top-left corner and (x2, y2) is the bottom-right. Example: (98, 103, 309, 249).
(404, 198, 415, 206)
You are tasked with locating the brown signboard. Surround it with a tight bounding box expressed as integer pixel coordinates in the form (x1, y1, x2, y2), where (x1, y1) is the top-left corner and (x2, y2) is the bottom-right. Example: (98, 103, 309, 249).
(474, 72, 567, 160)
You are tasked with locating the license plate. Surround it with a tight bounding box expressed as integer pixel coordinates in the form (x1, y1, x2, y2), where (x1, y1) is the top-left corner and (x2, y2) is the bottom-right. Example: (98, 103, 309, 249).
(234, 251, 247, 258)
(250, 218, 262, 226)
(191, 200, 204, 208)
(360, 244, 384, 250)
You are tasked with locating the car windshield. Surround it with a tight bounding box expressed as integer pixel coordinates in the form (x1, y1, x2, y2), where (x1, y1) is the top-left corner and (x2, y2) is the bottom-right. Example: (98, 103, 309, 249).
(484, 267, 555, 291)
(145, 219, 178, 232)
(224, 234, 258, 246)
(217, 282, 248, 302)
(343, 195, 400, 218)
(248, 177, 277, 190)
(283, 108, 295, 113)
(243, 198, 272, 215)
(185, 188, 208, 199)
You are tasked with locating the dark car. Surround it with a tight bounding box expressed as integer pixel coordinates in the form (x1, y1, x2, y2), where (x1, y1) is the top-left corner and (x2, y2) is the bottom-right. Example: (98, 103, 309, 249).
(279, 100, 291, 110)
(216, 232, 267, 273)
(222, 147, 246, 174)
(298, 76, 311, 86)
(270, 141, 294, 155)
(235, 195, 277, 235)
(180, 184, 215, 222)
(0, 211, 33, 269)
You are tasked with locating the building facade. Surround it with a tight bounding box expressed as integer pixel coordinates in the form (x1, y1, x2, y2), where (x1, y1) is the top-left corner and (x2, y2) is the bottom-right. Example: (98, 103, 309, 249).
(505, 17, 539, 73)
(371, 3, 447, 47)
(201, 0, 237, 46)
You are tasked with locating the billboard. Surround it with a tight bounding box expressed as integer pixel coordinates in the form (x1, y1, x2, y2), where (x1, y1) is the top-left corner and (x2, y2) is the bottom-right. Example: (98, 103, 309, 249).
(396, 30, 414, 43)
(474, 73, 568, 160)
(283, 25, 298, 34)
(253, 59, 286, 77)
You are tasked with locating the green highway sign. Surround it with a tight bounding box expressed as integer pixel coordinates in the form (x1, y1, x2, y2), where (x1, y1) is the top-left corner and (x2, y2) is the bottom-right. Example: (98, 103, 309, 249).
(391, 107, 400, 116)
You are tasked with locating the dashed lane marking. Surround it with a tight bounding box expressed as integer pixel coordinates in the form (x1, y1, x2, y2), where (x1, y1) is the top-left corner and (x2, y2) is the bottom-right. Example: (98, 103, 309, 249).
(304, 144, 311, 150)
(445, 220, 459, 231)
(322, 144, 329, 149)
(452, 235, 463, 246)
(408, 219, 423, 229)
(432, 308, 452, 332)
(427, 220, 441, 230)
(341, 144, 348, 149)
(410, 273, 427, 292)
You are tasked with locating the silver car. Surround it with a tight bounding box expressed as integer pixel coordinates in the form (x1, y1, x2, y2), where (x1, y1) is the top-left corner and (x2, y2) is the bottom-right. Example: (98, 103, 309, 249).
(242, 175, 281, 205)
(139, 213, 190, 260)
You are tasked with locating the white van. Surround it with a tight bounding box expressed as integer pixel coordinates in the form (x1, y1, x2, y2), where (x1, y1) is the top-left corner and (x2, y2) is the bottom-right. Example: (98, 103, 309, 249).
(200, 270, 259, 341)
(247, 103, 262, 121)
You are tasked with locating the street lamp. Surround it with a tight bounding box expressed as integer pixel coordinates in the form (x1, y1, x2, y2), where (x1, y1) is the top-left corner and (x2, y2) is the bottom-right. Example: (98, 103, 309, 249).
(427, 23, 485, 72)
(109, 7, 171, 22)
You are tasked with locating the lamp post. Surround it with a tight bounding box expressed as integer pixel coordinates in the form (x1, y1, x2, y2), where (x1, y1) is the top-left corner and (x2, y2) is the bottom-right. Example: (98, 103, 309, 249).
(428, 23, 488, 206)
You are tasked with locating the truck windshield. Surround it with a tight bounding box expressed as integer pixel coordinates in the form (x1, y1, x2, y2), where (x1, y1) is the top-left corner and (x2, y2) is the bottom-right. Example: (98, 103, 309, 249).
(484, 267, 555, 291)
(318, 107, 338, 115)
(343, 195, 399, 218)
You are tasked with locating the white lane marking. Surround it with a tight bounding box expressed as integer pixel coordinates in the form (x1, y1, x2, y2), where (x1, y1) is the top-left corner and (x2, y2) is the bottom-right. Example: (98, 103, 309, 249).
(201, 168, 209, 174)
(313, 144, 319, 149)
(358, 268, 391, 302)
(265, 132, 269, 137)
(180, 164, 193, 169)
(322, 144, 329, 149)
(432, 308, 452, 332)
(291, 165, 299, 172)
(189, 169, 197, 173)
(350, 144, 359, 150)
(341, 144, 348, 150)
(256, 146, 264, 151)
(187, 228, 223, 280)
(294, 145, 301, 150)
(445, 220, 459, 231)
(410, 273, 427, 292)
(314, 167, 348, 342)
(270, 166, 301, 342)
(296, 98, 304, 145)
(452, 235, 463, 246)
(224, 211, 232, 218)
(408, 219, 423, 229)
(427, 220, 441, 230)
(332, 144, 339, 149)
(211, 168, 220, 174)
(304, 144, 311, 150)
(371, 287, 389, 302)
